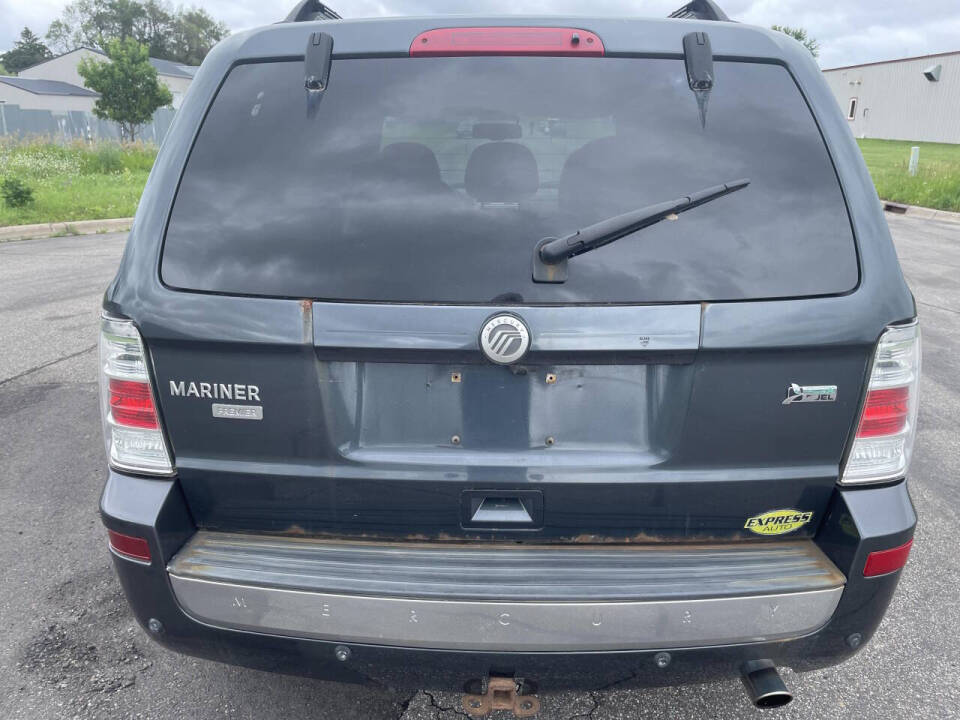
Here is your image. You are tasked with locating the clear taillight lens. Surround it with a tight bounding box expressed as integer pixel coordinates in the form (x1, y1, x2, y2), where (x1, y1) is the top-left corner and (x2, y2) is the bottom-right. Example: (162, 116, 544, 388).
(841, 321, 920, 485)
(99, 314, 174, 475)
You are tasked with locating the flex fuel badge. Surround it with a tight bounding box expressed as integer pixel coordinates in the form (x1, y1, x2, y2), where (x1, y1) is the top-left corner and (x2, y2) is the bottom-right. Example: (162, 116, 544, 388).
(744, 509, 813, 536)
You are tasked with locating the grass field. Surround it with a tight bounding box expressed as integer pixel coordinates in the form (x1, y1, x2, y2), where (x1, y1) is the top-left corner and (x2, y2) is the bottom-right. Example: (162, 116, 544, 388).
(0, 140, 155, 227)
(856, 139, 960, 212)
(0, 137, 958, 227)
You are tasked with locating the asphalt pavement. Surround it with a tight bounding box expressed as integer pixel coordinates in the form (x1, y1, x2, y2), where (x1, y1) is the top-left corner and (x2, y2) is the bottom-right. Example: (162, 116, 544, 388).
(0, 214, 958, 719)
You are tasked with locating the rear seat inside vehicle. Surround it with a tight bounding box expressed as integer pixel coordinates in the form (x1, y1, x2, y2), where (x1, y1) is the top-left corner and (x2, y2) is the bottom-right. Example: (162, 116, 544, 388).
(464, 141, 540, 206)
(380, 141, 454, 196)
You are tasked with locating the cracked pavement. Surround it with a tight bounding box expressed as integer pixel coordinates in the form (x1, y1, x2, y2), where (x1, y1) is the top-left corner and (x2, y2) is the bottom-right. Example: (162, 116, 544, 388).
(1, 215, 959, 719)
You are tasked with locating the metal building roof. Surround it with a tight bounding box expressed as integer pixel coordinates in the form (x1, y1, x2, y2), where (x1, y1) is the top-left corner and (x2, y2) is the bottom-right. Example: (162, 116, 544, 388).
(15, 47, 198, 79)
(147, 56, 198, 79)
(0, 76, 99, 97)
(823, 49, 960, 73)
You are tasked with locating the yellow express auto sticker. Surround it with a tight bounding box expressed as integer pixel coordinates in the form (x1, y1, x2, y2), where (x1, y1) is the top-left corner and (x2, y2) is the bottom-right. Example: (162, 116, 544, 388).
(744, 509, 814, 536)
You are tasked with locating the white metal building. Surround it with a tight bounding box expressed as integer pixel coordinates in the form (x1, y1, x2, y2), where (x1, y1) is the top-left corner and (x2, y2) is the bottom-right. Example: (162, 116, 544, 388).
(0, 77, 99, 112)
(16, 47, 196, 110)
(0, 46, 194, 139)
(823, 51, 960, 144)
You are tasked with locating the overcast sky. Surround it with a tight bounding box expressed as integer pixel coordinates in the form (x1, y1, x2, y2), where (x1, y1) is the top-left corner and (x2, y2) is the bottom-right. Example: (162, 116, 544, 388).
(2, 0, 958, 69)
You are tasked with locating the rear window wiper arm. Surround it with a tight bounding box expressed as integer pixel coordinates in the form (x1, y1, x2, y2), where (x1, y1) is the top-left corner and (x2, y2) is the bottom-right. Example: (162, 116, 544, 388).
(532, 178, 749, 283)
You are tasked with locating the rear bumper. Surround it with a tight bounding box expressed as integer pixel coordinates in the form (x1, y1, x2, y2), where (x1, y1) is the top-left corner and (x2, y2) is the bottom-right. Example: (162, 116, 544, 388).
(100, 470, 915, 691)
(167, 530, 844, 652)
(170, 576, 842, 652)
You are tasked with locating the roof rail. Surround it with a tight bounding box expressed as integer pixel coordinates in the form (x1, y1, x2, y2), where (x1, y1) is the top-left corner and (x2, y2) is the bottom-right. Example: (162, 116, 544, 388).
(284, 0, 341, 22)
(668, 0, 730, 22)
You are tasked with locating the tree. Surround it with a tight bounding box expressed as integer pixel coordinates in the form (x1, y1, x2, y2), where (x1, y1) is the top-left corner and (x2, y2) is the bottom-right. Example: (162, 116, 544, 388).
(1, 28, 54, 74)
(47, 0, 228, 64)
(47, 1, 98, 53)
(0, 62, 8, 76)
(140, 0, 177, 59)
(170, 8, 230, 66)
(771, 25, 820, 58)
(78, 37, 172, 141)
(47, 0, 173, 57)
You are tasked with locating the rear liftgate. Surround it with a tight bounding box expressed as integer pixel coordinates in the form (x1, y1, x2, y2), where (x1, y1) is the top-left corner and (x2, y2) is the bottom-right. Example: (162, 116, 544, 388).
(152, 4, 866, 712)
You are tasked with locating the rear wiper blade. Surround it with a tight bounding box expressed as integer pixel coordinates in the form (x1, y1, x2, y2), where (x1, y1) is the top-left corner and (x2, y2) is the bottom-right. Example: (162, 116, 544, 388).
(532, 178, 749, 283)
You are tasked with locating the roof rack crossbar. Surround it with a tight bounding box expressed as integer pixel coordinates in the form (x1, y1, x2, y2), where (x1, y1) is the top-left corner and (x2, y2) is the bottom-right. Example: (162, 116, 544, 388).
(668, 0, 730, 22)
(284, 0, 341, 22)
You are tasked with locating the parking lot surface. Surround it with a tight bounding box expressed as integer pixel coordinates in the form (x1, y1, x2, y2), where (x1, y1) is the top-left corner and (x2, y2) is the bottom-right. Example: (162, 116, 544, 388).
(0, 213, 957, 719)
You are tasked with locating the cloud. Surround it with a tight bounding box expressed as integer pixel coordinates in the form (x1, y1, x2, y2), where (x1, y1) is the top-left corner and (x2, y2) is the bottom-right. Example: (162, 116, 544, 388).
(1, 0, 957, 69)
(0, 0, 68, 51)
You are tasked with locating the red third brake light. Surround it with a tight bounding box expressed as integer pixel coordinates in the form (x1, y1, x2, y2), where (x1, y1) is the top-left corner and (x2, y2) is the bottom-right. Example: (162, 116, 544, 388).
(109, 378, 159, 429)
(863, 539, 913, 577)
(410, 27, 605, 57)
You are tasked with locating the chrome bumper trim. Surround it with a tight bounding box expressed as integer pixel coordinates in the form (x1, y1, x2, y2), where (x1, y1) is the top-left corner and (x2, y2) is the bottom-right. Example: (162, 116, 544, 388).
(169, 575, 842, 652)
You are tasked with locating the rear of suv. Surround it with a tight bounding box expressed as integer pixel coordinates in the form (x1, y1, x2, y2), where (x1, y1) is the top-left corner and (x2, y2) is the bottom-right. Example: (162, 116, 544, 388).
(98, 0, 919, 709)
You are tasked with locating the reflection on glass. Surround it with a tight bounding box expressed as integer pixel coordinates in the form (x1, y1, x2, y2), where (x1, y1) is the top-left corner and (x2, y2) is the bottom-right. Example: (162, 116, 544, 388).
(163, 57, 857, 304)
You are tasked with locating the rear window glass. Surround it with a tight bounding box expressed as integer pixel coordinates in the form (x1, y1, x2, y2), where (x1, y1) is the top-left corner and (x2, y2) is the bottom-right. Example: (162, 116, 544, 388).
(162, 57, 858, 303)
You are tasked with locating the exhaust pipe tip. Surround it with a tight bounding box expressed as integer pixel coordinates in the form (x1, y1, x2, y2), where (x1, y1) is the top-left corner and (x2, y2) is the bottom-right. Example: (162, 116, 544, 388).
(740, 660, 793, 709)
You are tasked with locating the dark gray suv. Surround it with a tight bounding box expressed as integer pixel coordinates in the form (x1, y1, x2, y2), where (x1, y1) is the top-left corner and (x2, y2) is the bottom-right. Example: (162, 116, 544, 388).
(98, 0, 919, 711)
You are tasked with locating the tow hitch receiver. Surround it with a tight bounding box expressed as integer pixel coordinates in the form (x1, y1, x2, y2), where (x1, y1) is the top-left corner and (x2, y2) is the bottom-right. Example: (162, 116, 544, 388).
(462, 677, 540, 717)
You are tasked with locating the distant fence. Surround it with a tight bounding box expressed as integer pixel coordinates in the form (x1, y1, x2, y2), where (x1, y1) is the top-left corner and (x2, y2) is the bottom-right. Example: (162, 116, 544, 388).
(0, 104, 176, 143)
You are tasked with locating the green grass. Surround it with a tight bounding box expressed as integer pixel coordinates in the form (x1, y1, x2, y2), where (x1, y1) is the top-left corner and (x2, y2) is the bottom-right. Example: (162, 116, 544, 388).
(0, 139, 155, 226)
(857, 139, 960, 212)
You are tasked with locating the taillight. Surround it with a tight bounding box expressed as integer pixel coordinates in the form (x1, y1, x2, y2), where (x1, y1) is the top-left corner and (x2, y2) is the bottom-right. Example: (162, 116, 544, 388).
(841, 321, 920, 484)
(109, 379, 159, 429)
(857, 386, 909, 437)
(99, 314, 174, 475)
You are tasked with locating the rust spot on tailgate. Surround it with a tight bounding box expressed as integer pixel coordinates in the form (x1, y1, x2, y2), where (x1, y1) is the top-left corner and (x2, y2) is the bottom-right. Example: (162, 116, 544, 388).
(257, 525, 771, 548)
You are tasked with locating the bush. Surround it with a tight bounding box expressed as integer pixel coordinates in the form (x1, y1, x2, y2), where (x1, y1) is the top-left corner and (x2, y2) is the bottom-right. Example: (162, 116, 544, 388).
(1, 177, 35, 207)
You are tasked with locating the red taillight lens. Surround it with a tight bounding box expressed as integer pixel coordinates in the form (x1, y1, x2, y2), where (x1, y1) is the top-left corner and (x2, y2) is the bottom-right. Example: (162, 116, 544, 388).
(109, 378, 159, 429)
(863, 539, 913, 577)
(857, 386, 910, 438)
(410, 27, 605, 57)
(108, 529, 152, 563)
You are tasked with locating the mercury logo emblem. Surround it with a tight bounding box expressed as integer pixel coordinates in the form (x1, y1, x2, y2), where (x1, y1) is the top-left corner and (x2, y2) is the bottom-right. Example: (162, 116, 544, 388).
(479, 314, 530, 365)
